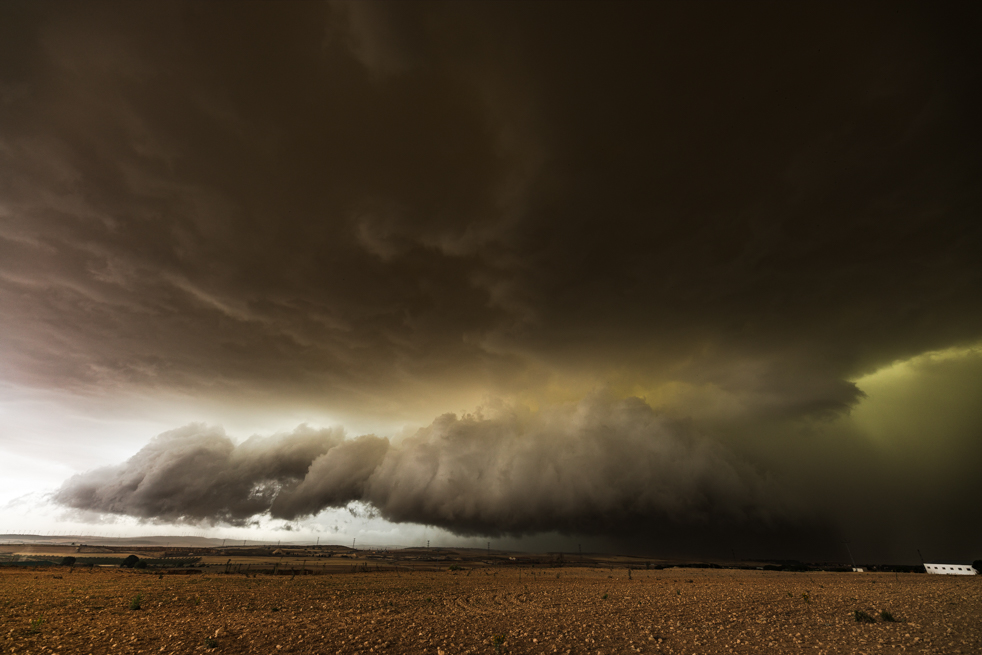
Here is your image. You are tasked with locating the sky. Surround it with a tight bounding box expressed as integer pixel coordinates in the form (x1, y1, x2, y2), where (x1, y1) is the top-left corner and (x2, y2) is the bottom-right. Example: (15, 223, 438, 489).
(1, 1, 980, 564)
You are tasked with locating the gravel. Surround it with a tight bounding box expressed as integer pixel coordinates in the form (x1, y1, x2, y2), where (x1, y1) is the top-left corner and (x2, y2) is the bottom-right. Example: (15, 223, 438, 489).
(2, 566, 978, 654)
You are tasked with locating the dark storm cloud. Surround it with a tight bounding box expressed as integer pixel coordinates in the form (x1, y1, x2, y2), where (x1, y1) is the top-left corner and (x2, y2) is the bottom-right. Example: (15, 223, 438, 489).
(2, 1, 976, 415)
(56, 394, 797, 537)
(4, 1, 982, 559)
(55, 423, 346, 524)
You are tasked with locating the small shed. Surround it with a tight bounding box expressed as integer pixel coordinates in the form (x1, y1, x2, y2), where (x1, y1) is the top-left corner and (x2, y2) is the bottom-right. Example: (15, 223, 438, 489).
(924, 563, 977, 576)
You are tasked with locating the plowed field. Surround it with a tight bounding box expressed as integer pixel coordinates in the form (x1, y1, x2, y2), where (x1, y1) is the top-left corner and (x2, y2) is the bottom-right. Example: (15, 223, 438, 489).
(2, 567, 978, 654)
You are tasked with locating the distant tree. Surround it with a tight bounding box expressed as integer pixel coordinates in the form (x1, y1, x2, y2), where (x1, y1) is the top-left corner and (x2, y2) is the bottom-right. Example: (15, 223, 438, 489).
(60, 556, 76, 567)
(973, 560, 982, 574)
(121, 555, 140, 568)
(135, 560, 148, 569)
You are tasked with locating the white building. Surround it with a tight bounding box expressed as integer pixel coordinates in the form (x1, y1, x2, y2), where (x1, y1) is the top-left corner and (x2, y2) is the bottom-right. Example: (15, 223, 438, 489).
(924, 563, 977, 576)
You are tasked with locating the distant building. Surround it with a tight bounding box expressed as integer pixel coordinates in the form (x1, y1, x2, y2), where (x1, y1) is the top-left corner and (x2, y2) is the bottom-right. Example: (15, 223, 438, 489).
(852, 567, 865, 572)
(924, 563, 977, 576)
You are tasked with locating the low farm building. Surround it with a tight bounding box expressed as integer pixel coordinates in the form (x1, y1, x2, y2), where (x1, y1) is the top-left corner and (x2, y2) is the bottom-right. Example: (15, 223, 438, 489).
(924, 563, 977, 575)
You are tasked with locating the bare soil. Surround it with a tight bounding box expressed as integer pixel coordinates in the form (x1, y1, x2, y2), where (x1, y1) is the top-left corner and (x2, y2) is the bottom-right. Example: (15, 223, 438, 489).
(1, 567, 978, 654)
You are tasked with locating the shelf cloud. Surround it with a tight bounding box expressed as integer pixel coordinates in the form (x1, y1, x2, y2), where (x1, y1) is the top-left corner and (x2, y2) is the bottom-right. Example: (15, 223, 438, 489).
(56, 394, 794, 539)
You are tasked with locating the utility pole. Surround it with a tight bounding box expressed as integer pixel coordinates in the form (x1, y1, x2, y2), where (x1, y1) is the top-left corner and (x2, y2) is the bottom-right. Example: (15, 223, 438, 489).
(352, 538, 356, 550)
(844, 542, 856, 569)
(427, 539, 430, 549)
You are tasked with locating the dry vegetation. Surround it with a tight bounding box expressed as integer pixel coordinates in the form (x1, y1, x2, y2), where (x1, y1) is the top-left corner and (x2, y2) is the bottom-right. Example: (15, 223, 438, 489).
(1, 566, 979, 654)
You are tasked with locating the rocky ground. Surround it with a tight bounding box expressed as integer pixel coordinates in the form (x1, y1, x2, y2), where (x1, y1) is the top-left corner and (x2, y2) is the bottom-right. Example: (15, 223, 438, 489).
(1, 566, 978, 654)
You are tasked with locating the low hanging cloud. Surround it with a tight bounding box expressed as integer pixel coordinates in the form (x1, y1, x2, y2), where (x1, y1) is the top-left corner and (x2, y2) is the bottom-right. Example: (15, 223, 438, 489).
(54, 424, 347, 525)
(55, 394, 793, 537)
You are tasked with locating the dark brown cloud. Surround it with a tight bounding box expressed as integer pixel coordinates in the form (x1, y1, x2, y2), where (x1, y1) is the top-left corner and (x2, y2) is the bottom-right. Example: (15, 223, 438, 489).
(3, 1, 981, 560)
(1, 1, 975, 411)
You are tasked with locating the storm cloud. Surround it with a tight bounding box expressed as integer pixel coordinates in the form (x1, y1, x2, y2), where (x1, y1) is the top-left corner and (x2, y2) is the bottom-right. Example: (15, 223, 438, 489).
(56, 394, 793, 537)
(1, 1, 978, 416)
(3, 2, 981, 561)
(54, 424, 347, 524)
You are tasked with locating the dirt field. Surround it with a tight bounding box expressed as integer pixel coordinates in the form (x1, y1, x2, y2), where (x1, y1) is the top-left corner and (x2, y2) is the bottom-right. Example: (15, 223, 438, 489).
(1, 566, 978, 654)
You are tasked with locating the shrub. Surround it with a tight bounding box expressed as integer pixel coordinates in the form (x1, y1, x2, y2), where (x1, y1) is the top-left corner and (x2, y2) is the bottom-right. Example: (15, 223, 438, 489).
(28, 617, 44, 634)
(204, 637, 218, 649)
(60, 556, 76, 567)
(880, 610, 898, 622)
(854, 610, 876, 624)
(129, 594, 143, 611)
(121, 555, 140, 569)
